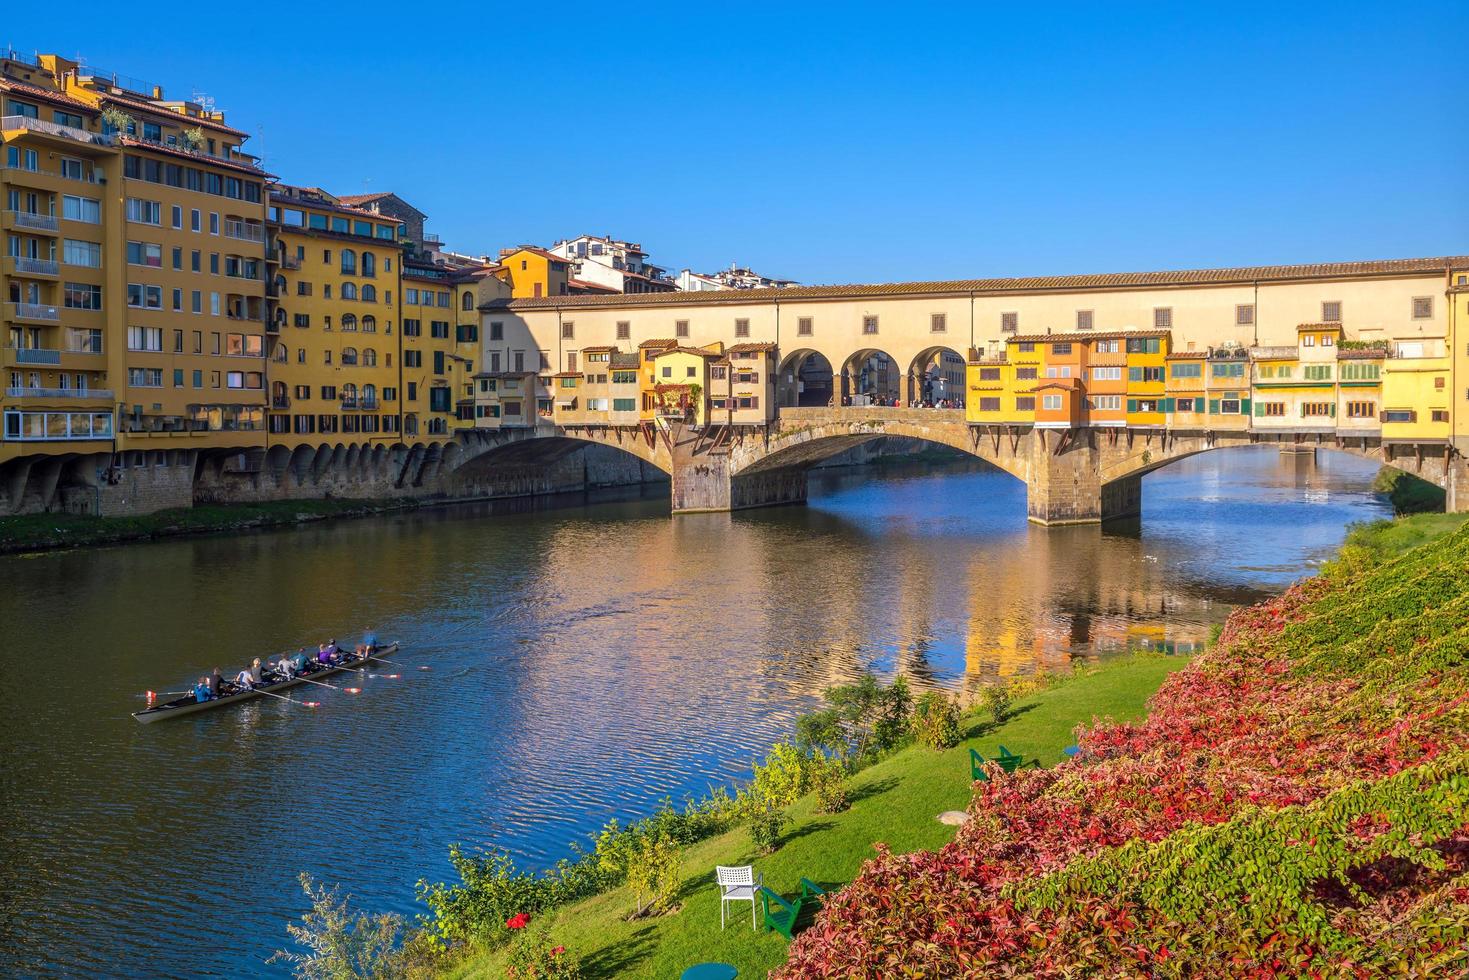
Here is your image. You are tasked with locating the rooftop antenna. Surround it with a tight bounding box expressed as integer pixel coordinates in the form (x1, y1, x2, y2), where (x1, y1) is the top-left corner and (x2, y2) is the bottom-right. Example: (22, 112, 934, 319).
(191, 90, 215, 113)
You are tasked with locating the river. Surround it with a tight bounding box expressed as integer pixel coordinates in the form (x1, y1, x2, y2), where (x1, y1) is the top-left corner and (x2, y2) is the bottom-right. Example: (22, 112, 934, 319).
(0, 446, 1389, 977)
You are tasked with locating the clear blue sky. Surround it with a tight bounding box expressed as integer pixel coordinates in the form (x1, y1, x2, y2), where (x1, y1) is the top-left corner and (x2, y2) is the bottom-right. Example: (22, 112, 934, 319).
(8, 2, 1466, 284)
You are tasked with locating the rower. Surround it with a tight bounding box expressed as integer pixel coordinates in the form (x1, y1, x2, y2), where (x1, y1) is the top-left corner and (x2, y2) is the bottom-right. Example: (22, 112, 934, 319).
(207, 668, 223, 699)
(317, 643, 331, 666)
(248, 658, 264, 686)
(291, 648, 309, 674)
(326, 638, 340, 663)
(193, 677, 212, 703)
(361, 627, 378, 655)
(275, 656, 295, 681)
(233, 664, 256, 690)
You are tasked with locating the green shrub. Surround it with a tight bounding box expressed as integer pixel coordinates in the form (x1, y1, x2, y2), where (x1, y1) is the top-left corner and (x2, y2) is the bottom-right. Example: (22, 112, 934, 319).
(795, 673, 914, 765)
(270, 873, 405, 979)
(979, 684, 1012, 726)
(624, 829, 681, 916)
(810, 756, 850, 814)
(749, 802, 787, 854)
(873, 674, 914, 751)
(742, 741, 810, 813)
(504, 923, 583, 979)
(911, 691, 962, 749)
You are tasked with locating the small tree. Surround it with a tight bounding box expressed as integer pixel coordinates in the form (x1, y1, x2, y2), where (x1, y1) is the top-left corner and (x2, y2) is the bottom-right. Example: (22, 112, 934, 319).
(270, 873, 403, 980)
(625, 829, 680, 916)
(749, 801, 786, 854)
(980, 684, 1012, 726)
(181, 125, 206, 151)
(100, 106, 134, 134)
(810, 755, 850, 814)
(874, 674, 914, 751)
(912, 691, 962, 750)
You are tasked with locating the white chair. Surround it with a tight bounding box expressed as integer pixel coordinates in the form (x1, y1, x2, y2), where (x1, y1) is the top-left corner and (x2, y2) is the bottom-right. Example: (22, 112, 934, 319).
(715, 864, 762, 930)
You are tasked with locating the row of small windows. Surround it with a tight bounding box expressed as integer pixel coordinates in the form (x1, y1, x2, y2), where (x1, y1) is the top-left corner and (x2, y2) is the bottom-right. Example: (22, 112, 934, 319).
(281, 279, 385, 303)
(270, 207, 398, 241)
(278, 312, 385, 332)
(122, 155, 263, 204)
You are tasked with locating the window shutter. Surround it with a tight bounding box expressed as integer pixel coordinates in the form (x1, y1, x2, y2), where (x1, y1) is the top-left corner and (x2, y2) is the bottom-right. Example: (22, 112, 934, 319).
(1241, 398, 1251, 415)
(1254, 401, 1265, 417)
(1126, 398, 1137, 413)
(1208, 398, 1219, 414)
(1161, 397, 1174, 412)
(1329, 402, 1336, 417)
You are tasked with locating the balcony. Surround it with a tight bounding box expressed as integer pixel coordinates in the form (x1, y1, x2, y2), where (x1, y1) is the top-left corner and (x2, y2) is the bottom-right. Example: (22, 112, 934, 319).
(6, 386, 114, 400)
(340, 398, 379, 411)
(224, 220, 265, 243)
(4, 256, 60, 278)
(7, 303, 60, 323)
(278, 254, 301, 270)
(4, 210, 60, 233)
(271, 396, 290, 409)
(4, 346, 61, 365)
(0, 114, 114, 148)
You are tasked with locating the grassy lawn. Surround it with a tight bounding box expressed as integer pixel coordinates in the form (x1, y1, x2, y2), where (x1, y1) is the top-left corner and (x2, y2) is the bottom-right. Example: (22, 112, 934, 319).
(449, 654, 1189, 980)
(1339, 510, 1469, 560)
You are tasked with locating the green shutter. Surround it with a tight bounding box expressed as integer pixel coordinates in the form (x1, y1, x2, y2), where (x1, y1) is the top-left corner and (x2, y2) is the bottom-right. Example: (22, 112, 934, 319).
(1127, 398, 1137, 413)
(1329, 402, 1336, 417)
(1162, 397, 1174, 412)
(1254, 400, 1265, 417)
(1241, 397, 1251, 415)
(1208, 398, 1219, 414)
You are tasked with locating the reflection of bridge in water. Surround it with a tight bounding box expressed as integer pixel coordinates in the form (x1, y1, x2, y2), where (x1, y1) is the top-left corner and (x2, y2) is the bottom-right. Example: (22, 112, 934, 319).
(445, 406, 1465, 524)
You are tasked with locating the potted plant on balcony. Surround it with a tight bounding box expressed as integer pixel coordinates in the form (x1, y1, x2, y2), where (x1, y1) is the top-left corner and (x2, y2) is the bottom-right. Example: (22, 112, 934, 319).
(100, 107, 134, 136)
(181, 126, 205, 152)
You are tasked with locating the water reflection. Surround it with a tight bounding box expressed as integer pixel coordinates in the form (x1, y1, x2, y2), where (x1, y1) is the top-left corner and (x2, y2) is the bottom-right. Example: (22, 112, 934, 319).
(0, 446, 1387, 977)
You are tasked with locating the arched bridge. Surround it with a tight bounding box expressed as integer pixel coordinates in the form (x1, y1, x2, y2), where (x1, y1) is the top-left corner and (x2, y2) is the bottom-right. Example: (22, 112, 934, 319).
(442, 408, 1468, 524)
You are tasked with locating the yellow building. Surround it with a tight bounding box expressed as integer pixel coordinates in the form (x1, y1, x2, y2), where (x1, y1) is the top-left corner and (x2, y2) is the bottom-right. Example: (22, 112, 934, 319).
(1381, 337, 1451, 442)
(1123, 331, 1169, 426)
(637, 338, 677, 420)
(2, 65, 116, 465)
(1163, 351, 1207, 427)
(265, 185, 403, 449)
(401, 259, 471, 438)
(1335, 347, 1385, 435)
(649, 346, 721, 424)
(1451, 275, 1469, 455)
(472, 370, 537, 428)
(1204, 346, 1251, 431)
(494, 246, 570, 299)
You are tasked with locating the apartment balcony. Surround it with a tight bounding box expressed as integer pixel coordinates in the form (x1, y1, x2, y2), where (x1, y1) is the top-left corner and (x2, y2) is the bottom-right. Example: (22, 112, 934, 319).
(224, 220, 265, 243)
(271, 395, 290, 409)
(5, 386, 114, 401)
(3, 256, 60, 278)
(6, 303, 60, 324)
(1, 345, 105, 370)
(2, 210, 60, 233)
(278, 254, 301, 270)
(0, 115, 115, 150)
(340, 398, 379, 412)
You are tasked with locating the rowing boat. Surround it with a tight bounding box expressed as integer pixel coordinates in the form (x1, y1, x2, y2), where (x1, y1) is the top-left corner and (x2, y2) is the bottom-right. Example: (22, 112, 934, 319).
(131, 643, 400, 724)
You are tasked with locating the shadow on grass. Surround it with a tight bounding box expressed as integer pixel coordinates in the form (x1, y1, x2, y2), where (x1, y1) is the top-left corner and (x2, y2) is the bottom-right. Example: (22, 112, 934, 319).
(780, 820, 836, 846)
(964, 703, 1038, 740)
(580, 923, 658, 977)
(846, 775, 899, 805)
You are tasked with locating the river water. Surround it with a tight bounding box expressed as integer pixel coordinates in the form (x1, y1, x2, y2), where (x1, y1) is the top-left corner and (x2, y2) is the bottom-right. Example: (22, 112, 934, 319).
(0, 447, 1389, 977)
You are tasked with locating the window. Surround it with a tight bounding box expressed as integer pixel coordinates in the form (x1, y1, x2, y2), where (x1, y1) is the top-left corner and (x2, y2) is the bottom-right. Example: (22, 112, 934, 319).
(672, 319, 688, 338)
(1153, 308, 1172, 329)
(1219, 398, 1241, 415)
(561, 321, 575, 339)
(1094, 339, 1119, 354)
(1051, 343, 1072, 355)
(862, 315, 878, 335)
(979, 368, 1002, 381)
(931, 313, 947, 333)
(1090, 394, 1122, 411)
(1076, 310, 1093, 331)
(1302, 334, 1315, 347)
(1127, 366, 1164, 382)
(209, 213, 219, 235)
(62, 195, 101, 223)
(127, 367, 163, 387)
(616, 321, 630, 340)
(1257, 402, 1287, 417)
(126, 284, 163, 309)
(63, 283, 102, 310)
(361, 253, 375, 277)
(126, 198, 161, 224)
(686, 366, 697, 378)
(978, 397, 1001, 412)
(127, 326, 163, 351)
(1236, 304, 1255, 326)
(490, 322, 503, 341)
(1001, 312, 1018, 333)
(1015, 367, 1037, 380)
(1092, 366, 1123, 381)
(1126, 337, 1161, 354)
(1211, 360, 1245, 378)
(1383, 409, 1415, 423)
(613, 397, 636, 412)
(361, 284, 377, 302)
(1014, 396, 1035, 412)
(1173, 397, 1195, 412)
(1412, 297, 1433, 319)
(1302, 402, 1333, 417)
(341, 249, 356, 275)
(1321, 300, 1341, 323)
(1303, 364, 1332, 380)
(735, 318, 750, 338)
(1340, 362, 1380, 380)
(463, 291, 474, 311)
(341, 282, 358, 301)
(1346, 400, 1375, 418)
(1042, 394, 1063, 410)
(63, 240, 101, 267)
(1168, 362, 1201, 378)
(1432, 409, 1449, 423)
(5, 99, 38, 119)
(126, 241, 163, 267)
(796, 317, 813, 337)
(172, 289, 182, 311)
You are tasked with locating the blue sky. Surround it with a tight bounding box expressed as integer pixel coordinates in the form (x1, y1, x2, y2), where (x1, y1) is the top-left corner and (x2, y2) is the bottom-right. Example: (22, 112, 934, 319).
(7, 2, 1466, 284)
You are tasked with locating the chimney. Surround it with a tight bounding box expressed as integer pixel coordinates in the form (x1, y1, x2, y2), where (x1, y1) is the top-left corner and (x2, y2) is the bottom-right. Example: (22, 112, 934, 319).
(152, 85, 163, 99)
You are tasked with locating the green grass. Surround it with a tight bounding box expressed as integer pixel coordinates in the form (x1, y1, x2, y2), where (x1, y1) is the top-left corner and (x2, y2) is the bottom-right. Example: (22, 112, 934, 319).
(0, 497, 417, 554)
(1340, 511, 1469, 561)
(447, 654, 1189, 980)
(1371, 466, 1447, 515)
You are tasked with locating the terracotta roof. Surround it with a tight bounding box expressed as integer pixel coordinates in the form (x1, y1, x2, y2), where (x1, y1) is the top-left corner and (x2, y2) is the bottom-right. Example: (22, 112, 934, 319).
(637, 338, 677, 349)
(710, 358, 731, 366)
(726, 342, 777, 353)
(501, 245, 569, 265)
(610, 352, 640, 369)
(270, 188, 393, 223)
(118, 135, 271, 177)
(568, 278, 620, 294)
(1034, 379, 1081, 390)
(1166, 351, 1209, 359)
(490, 256, 1469, 311)
(967, 357, 1008, 365)
(1297, 322, 1344, 331)
(652, 345, 722, 359)
(1011, 329, 1170, 344)
(0, 76, 95, 111)
(551, 371, 581, 379)
(91, 89, 248, 137)
(581, 345, 619, 352)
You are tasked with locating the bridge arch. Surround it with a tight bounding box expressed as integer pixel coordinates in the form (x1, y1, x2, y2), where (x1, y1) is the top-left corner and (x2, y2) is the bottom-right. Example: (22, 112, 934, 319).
(840, 348, 902, 405)
(906, 345, 968, 407)
(776, 348, 835, 408)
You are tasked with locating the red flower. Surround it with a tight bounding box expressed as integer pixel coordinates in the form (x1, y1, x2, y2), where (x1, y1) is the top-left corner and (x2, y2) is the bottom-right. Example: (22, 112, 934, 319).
(506, 912, 531, 930)
(551, 946, 565, 957)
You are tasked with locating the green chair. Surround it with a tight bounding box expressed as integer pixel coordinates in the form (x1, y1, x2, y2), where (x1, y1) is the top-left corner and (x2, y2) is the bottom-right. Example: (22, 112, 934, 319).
(758, 878, 826, 940)
(996, 745, 1039, 772)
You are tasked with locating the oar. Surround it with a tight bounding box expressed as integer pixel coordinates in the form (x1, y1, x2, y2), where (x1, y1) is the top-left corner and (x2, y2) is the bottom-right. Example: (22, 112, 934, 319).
(252, 687, 320, 708)
(294, 675, 347, 691)
(139, 690, 191, 699)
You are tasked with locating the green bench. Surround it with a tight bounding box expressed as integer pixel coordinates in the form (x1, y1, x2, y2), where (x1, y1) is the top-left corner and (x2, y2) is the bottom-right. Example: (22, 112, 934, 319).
(970, 746, 1040, 781)
(758, 878, 826, 939)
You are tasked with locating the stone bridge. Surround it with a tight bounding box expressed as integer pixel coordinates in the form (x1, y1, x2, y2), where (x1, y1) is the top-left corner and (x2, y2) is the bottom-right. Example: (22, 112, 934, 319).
(447, 408, 1468, 524)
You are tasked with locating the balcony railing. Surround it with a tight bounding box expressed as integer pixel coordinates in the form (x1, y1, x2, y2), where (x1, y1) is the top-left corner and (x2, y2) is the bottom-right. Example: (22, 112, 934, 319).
(6, 386, 113, 400)
(0, 115, 114, 147)
(9, 303, 60, 322)
(1, 161, 102, 184)
(339, 398, 379, 411)
(8, 257, 60, 276)
(271, 396, 290, 409)
(5, 346, 62, 365)
(224, 220, 265, 243)
(278, 255, 301, 270)
(5, 210, 60, 232)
